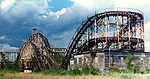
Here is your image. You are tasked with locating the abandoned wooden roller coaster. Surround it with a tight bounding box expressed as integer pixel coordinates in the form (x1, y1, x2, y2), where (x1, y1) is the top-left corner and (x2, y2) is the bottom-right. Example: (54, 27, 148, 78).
(16, 33, 56, 71)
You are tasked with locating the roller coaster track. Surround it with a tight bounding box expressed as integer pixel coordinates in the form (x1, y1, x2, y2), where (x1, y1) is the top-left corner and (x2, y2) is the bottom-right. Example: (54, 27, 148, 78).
(62, 11, 144, 69)
(17, 33, 55, 70)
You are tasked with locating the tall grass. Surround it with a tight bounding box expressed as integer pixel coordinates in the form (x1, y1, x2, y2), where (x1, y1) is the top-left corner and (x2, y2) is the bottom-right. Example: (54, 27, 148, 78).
(102, 72, 150, 79)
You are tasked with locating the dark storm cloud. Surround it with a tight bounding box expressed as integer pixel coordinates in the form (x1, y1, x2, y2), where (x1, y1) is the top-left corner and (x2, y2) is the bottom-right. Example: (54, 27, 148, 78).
(0, 0, 150, 52)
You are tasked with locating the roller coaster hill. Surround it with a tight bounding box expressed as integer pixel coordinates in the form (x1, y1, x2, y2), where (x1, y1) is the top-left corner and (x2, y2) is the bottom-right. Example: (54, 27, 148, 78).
(16, 33, 57, 71)
(63, 8, 150, 70)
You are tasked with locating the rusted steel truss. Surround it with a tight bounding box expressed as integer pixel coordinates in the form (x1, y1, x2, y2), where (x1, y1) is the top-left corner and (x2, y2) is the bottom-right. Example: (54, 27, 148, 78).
(17, 33, 55, 70)
(63, 10, 144, 68)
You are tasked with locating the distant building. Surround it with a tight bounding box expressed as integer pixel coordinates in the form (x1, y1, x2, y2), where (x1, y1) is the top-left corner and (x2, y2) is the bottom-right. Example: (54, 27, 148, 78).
(70, 52, 150, 71)
(0, 52, 18, 62)
(51, 47, 66, 54)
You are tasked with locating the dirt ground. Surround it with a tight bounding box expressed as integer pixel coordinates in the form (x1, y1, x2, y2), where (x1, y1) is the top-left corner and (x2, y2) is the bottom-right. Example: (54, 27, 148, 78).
(3, 73, 118, 79)
(3, 73, 150, 79)
(3, 73, 43, 78)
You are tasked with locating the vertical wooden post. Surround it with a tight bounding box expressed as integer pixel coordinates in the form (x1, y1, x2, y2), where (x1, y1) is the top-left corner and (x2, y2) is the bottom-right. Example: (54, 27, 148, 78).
(95, 19, 97, 47)
(87, 29, 89, 47)
(105, 17, 108, 46)
(109, 47, 110, 67)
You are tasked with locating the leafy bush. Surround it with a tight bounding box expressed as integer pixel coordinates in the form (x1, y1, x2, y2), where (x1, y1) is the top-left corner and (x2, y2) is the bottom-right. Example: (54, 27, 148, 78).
(139, 69, 147, 74)
(0, 62, 23, 73)
(105, 66, 120, 72)
(4, 63, 15, 70)
(133, 62, 140, 73)
(125, 54, 133, 73)
(14, 62, 23, 72)
(81, 63, 99, 75)
(81, 63, 91, 75)
(41, 63, 100, 75)
(3, 63, 16, 72)
(42, 69, 51, 74)
(51, 52, 64, 65)
(0, 69, 5, 77)
(33, 66, 39, 72)
(72, 67, 82, 75)
(90, 67, 99, 75)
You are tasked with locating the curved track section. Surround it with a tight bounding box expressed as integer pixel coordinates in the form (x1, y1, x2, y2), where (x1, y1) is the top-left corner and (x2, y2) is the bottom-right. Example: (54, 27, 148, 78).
(64, 11, 144, 68)
(17, 33, 55, 70)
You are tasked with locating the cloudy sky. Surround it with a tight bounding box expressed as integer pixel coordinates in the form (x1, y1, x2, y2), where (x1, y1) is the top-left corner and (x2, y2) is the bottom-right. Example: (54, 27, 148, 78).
(0, 0, 150, 52)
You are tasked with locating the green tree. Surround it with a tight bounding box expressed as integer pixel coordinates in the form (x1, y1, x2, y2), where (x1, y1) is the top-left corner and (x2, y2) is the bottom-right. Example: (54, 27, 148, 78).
(124, 53, 133, 73)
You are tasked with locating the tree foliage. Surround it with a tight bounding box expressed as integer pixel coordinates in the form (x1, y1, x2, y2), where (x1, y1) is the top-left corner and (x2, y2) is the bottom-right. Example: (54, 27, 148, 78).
(124, 53, 133, 73)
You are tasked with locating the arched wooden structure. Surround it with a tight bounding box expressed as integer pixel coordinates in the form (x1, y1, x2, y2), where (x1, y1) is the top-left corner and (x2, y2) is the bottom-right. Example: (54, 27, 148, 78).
(17, 33, 55, 70)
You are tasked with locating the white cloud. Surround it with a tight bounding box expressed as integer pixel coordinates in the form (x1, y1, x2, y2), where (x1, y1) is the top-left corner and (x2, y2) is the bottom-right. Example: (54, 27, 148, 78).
(0, 44, 19, 52)
(1, 0, 49, 15)
(49, 8, 67, 18)
(145, 41, 150, 52)
(145, 22, 150, 52)
(42, 15, 47, 18)
(0, 35, 5, 39)
(145, 22, 150, 33)
(115, 0, 150, 7)
(23, 0, 49, 11)
(0, 0, 16, 14)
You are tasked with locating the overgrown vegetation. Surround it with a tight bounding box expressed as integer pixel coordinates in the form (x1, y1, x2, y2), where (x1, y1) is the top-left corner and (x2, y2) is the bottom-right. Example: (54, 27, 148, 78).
(0, 62, 22, 73)
(0, 62, 23, 77)
(0, 52, 150, 79)
(124, 53, 133, 73)
(41, 63, 99, 75)
(51, 52, 65, 65)
(124, 53, 150, 74)
(104, 66, 120, 72)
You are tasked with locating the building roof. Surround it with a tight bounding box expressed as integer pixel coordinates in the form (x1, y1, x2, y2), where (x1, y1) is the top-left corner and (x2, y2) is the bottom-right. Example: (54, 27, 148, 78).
(0, 52, 18, 53)
(51, 47, 66, 49)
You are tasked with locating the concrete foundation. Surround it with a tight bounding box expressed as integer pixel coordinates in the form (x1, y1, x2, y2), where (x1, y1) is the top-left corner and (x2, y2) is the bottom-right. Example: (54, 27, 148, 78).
(70, 52, 150, 70)
(70, 53, 105, 71)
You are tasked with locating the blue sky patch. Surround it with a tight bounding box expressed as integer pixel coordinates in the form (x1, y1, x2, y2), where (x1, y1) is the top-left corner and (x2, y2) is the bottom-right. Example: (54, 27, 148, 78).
(48, 0, 73, 12)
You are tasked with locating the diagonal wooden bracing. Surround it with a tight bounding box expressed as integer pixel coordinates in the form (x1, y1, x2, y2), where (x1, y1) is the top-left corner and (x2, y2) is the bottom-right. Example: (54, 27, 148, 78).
(62, 10, 144, 69)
